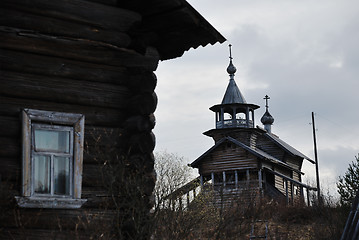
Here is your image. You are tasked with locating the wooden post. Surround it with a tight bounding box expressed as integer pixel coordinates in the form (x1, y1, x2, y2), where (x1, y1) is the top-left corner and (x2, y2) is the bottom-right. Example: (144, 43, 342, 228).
(220, 108, 224, 128)
(252, 110, 255, 126)
(187, 192, 190, 207)
(300, 186, 304, 203)
(291, 183, 294, 205)
(312, 112, 321, 205)
(235, 170, 238, 189)
(246, 169, 250, 187)
(258, 169, 262, 189)
(193, 189, 196, 198)
(223, 171, 226, 187)
(211, 172, 215, 187)
(285, 180, 289, 205)
(246, 108, 250, 127)
(232, 107, 236, 127)
(306, 188, 310, 206)
(179, 198, 182, 210)
(263, 170, 266, 190)
(200, 175, 204, 188)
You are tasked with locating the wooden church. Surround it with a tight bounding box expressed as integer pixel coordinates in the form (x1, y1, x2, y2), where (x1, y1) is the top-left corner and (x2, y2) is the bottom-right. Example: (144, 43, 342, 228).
(189, 46, 316, 206)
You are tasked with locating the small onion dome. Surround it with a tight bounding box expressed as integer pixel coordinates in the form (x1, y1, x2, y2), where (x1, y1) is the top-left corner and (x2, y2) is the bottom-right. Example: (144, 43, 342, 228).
(261, 110, 274, 125)
(227, 60, 237, 75)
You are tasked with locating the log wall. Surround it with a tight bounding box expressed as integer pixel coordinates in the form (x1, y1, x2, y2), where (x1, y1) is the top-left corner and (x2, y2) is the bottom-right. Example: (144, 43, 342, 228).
(0, 0, 158, 238)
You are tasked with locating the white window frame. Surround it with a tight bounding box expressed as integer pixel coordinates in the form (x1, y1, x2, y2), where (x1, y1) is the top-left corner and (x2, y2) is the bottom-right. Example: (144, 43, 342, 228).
(16, 109, 87, 209)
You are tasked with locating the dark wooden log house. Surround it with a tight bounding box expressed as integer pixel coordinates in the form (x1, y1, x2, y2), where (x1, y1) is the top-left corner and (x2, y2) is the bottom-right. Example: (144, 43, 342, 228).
(189, 48, 316, 206)
(0, 0, 225, 238)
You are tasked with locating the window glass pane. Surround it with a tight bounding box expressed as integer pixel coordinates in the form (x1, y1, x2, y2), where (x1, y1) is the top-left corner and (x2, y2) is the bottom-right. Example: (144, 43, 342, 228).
(34, 129, 70, 153)
(54, 156, 70, 195)
(34, 155, 51, 194)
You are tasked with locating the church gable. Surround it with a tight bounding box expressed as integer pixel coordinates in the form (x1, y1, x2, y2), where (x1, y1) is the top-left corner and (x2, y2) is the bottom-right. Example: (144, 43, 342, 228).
(194, 139, 258, 175)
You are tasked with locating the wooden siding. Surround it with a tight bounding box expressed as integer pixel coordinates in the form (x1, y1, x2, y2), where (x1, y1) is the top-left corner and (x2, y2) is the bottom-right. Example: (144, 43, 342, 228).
(199, 145, 258, 175)
(286, 156, 303, 171)
(255, 133, 286, 161)
(273, 167, 291, 196)
(292, 171, 301, 182)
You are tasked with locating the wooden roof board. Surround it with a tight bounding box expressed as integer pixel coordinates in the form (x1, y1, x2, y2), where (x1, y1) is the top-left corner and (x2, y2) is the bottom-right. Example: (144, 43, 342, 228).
(124, 0, 226, 60)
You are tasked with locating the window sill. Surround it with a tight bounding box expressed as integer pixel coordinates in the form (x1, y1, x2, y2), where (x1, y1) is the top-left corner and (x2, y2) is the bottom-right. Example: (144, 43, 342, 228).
(15, 196, 87, 209)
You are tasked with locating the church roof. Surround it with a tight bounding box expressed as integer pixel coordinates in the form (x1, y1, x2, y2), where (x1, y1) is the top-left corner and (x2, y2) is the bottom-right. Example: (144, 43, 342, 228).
(261, 129, 314, 163)
(221, 78, 247, 104)
(122, 0, 226, 60)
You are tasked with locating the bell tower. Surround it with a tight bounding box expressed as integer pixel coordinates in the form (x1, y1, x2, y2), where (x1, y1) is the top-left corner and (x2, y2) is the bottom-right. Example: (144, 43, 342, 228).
(209, 45, 259, 131)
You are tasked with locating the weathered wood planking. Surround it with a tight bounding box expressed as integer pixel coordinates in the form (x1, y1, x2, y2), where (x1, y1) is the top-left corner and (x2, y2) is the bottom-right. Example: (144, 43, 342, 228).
(256, 134, 286, 161)
(0, 116, 20, 138)
(0, 96, 126, 127)
(286, 156, 303, 171)
(274, 167, 292, 196)
(0, 0, 141, 32)
(0, 49, 157, 92)
(0, 70, 130, 109)
(0, 27, 159, 71)
(0, 137, 20, 158)
(0, 157, 20, 183)
(0, 8, 131, 47)
(199, 147, 258, 175)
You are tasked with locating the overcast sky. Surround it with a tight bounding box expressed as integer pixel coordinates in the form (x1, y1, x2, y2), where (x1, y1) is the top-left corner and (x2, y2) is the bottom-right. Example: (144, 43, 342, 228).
(153, 0, 359, 197)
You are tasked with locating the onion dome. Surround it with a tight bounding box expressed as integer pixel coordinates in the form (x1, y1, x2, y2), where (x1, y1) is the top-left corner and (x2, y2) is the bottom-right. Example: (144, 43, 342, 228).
(261, 110, 274, 125)
(261, 95, 274, 132)
(227, 60, 237, 75)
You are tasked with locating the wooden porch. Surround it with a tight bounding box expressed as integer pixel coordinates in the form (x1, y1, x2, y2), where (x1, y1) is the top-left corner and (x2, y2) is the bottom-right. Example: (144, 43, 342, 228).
(165, 167, 317, 210)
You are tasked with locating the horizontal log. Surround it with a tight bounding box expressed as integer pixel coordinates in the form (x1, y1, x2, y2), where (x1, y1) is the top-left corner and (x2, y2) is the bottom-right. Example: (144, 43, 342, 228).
(0, 51, 158, 99)
(0, 49, 157, 93)
(142, 171, 156, 196)
(0, 137, 20, 158)
(0, 157, 20, 182)
(128, 131, 156, 154)
(127, 92, 158, 115)
(123, 114, 156, 133)
(0, 27, 159, 71)
(0, 8, 131, 48)
(0, 0, 141, 32)
(84, 126, 121, 147)
(0, 116, 20, 138)
(128, 153, 155, 174)
(82, 163, 104, 187)
(0, 208, 117, 231)
(0, 96, 126, 127)
(0, 70, 130, 109)
(84, 144, 123, 165)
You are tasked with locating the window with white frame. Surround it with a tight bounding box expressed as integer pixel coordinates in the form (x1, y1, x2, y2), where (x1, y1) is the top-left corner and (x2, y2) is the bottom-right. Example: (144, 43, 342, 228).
(16, 109, 87, 209)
